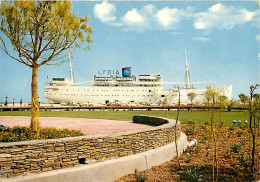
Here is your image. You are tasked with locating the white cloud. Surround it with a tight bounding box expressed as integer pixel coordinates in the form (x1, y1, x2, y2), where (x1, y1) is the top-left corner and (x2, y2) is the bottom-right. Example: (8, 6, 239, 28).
(93, 2, 257, 33)
(93, 1, 117, 23)
(143, 4, 156, 15)
(121, 8, 145, 25)
(193, 37, 211, 42)
(155, 7, 192, 28)
(120, 4, 157, 31)
(120, 5, 193, 31)
(194, 3, 257, 31)
(256, 35, 260, 40)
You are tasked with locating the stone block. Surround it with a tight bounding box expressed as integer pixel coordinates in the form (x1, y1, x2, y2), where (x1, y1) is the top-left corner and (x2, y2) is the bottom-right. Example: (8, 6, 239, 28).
(42, 167, 53, 172)
(53, 163, 61, 170)
(13, 168, 25, 173)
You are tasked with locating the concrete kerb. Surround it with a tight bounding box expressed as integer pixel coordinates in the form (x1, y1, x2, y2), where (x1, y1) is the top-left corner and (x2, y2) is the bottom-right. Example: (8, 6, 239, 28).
(2, 132, 187, 182)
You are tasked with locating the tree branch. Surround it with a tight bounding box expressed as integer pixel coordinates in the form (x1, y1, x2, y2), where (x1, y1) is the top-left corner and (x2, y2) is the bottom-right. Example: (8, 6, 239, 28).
(0, 37, 32, 67)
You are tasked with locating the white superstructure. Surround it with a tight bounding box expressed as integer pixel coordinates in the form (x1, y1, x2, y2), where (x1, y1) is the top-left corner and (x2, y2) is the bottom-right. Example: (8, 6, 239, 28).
(44, 52, 232, 106)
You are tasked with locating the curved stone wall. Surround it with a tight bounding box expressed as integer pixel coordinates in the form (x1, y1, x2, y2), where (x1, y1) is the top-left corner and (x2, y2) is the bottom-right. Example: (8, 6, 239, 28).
(0, 115, 181, 178)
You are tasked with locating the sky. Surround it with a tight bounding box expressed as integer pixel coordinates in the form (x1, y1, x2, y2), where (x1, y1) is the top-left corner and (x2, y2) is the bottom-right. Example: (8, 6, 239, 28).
(0, 1, 259, 103)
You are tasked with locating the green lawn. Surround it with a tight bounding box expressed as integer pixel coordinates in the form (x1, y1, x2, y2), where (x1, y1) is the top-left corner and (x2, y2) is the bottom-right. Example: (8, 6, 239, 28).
(0, 110, 251, 127)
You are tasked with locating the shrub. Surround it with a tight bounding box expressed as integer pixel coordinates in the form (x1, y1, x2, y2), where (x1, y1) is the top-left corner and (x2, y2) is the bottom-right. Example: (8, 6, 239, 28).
(200, 125, 206, 130)
(237, 152, 251, 169)
(225, 150, 232, 158)
(40, 128, 83, 139)
(230, 141, 244, 153)
(134, 169, 148, 182)
(199, 135, 208, 143)
(187, 120, 195, 125)
(181, 167, 202, 182)
(186, 153, 191, 163)
(0, 126, 36, 142)
(0, 126, 84, 142)
(185, 124, 195, 135)
(193, 145, 200, 154)
(237, 131, 243, 137)
(133, 115, 168, 126)
(229, 126, 234, 131)
(204, 121, 209, 125)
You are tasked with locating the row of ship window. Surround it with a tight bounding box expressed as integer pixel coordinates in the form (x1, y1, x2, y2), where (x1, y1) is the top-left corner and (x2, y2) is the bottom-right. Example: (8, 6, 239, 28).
(46, 93, 147, 97)
(57, 89, 159, 92)
(78, 84, 159, 87)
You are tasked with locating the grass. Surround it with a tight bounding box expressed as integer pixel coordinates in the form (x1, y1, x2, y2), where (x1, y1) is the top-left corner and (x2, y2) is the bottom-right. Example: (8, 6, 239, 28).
(0, 110, 250, 127)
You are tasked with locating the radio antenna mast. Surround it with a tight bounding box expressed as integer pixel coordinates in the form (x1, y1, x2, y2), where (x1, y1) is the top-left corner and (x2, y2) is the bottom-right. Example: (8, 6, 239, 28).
(68, 50, 74, 86)
(185, 48, 191, 89)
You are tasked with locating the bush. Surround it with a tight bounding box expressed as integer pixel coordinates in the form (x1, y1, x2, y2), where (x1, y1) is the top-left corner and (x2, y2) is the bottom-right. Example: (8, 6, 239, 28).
(186, 153, 191, 163)
(134, 169, 148, 182)
(0, 126, 84, 142)
(193, 145, 200, 154)
(204, 121, 209, 125)
(225, 150, 232, 158)
(199, 135, 208, 143)
(237, 152, 251, 169)
(181, 167, 202, 182)
(133, 115, 168, 126)
(229, 126, 234, 131)
(185, 124, 195, 135)
(237, 131, 243, 137)
(230, 140, 244, 153)
(40, 128, 83, 139)
(187, 120, 195, 125)
(200, 125, 206, 130)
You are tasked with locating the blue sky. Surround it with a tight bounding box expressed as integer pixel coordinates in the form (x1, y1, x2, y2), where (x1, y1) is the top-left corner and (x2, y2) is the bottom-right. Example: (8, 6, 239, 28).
(0, 1, 259, 103)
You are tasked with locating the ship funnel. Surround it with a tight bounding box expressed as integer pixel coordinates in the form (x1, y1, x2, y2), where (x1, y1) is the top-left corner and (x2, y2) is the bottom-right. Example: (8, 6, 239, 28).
(122, 67, 131, 77)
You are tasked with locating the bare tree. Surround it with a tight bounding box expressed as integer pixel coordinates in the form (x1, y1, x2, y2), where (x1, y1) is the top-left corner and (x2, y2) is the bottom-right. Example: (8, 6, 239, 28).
(248, 85, 259, 178)
(175, 86, 181, 169)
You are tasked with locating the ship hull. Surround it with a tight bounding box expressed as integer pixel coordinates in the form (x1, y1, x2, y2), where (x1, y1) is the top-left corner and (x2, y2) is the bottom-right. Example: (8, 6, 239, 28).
(44, 84, 232, 106)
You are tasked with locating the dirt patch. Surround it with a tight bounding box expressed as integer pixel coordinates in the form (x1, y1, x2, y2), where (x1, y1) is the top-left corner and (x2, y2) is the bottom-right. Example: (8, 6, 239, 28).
(0, 116, 150, 135)
(116, 124, 259, 182)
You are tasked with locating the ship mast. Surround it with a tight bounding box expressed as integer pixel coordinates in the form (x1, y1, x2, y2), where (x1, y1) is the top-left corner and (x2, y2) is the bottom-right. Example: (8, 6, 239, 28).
(185, 48, 191, 89)
(68, 51, 75, 86)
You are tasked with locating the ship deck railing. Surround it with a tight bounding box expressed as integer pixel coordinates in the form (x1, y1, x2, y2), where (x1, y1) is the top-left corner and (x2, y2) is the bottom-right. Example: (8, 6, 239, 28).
(0, 105, 246, 111)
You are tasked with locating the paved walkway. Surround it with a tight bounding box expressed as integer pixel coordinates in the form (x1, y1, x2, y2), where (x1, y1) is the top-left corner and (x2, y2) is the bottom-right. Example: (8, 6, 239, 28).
(0, 116, 150, 135)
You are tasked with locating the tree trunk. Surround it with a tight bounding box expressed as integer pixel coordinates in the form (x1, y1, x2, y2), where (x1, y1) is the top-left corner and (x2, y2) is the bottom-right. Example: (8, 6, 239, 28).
(30, 66, 40, 136)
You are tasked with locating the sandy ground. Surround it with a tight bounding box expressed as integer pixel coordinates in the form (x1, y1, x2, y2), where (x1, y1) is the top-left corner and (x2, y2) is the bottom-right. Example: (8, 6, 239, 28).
(0, 116, 150, 135)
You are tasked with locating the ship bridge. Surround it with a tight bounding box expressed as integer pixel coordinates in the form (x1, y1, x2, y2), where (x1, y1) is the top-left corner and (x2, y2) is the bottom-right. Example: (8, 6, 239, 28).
(46, 78, 72, 86)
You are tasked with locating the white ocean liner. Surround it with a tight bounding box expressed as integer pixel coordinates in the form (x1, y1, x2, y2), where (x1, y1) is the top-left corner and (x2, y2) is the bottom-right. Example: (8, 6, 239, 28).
(44, 52, 232, 106)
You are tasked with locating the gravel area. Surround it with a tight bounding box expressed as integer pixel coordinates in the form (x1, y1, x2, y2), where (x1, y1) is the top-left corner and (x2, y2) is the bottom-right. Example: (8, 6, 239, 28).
(0, 116, 150, 135)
